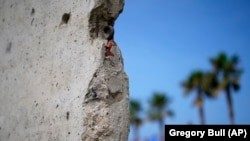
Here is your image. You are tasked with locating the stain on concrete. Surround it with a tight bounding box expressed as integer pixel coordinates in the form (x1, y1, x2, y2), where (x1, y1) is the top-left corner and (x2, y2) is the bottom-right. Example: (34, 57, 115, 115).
(31, 18, 34, 25)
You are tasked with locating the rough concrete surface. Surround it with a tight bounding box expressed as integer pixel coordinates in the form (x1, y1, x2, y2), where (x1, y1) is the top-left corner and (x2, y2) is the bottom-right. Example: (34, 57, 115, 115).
(0, 0, 129, 141)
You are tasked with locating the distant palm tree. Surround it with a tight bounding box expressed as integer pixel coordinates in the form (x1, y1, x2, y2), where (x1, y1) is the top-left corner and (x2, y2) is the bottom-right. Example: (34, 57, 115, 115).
(130, 100, 143, 141)
(182, 71, 217, 124)
(210, 53, 243, 124)
(147, 92, 173, 140)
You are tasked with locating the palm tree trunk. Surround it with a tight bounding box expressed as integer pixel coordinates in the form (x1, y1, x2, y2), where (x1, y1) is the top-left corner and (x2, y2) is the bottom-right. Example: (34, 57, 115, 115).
(225, 85, 234, 125)
(134, 126, 139, 141)
(159, 118, 164, 141)
(198, 87, 205, 125)
(199, 106, 205, 125)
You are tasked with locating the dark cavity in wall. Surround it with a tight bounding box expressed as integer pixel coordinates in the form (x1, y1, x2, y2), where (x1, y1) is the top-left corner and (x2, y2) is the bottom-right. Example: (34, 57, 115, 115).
(66, 112, 70, 120)
(88, 4, 115, 39)
(6, 42, 12, 53)
(61, 13, 70, 24)
(103, 26, 114, 40)
(31, 8, 35, 16)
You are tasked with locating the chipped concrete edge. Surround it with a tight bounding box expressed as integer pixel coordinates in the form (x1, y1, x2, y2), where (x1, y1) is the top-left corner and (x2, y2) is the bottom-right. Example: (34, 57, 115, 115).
(82, 0, 129, 141)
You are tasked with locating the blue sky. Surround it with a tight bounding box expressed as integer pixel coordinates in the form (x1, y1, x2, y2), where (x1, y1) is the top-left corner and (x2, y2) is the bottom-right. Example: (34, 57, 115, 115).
(114, 0, 250, 140)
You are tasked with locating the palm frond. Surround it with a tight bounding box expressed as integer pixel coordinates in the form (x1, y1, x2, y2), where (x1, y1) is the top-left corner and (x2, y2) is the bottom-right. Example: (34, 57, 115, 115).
(231, 78, 240, 91)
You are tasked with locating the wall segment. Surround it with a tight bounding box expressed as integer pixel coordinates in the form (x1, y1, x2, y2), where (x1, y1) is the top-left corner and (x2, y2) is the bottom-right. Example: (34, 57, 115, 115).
(0, 0, 129, 140)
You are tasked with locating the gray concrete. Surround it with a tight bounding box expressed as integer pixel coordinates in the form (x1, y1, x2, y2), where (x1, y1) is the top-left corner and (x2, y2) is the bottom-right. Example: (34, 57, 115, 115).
(0, 0, 129, 141)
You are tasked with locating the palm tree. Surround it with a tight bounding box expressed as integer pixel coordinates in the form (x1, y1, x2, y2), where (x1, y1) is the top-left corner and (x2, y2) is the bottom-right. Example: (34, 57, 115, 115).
(210, 52, 243, 124)
(182, 71, 217, 124)
(147, 92, 173, 140)
(130, 100, 142, 141)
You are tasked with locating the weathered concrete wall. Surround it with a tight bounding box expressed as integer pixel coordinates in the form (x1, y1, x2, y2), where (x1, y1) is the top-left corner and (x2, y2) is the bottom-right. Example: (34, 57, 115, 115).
(0, 0, 129, 141)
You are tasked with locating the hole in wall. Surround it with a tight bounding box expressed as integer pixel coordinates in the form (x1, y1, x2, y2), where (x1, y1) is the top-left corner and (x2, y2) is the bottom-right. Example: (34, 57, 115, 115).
(103, 26, 111, 34)
(31, 8, 35, 16)
(66, 112, 70, 120)
(6, 42, 12, 53)
(103, 26, 114, 40)
(88, 6, 114, 39)
(61, 13, 70, 24)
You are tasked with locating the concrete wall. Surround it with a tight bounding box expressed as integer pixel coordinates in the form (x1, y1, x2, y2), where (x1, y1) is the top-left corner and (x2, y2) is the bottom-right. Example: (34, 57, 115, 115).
(0, 0, 129, 140)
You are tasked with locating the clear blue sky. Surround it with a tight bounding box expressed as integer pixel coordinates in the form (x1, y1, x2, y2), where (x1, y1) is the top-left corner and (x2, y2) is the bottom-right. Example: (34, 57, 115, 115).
(114, 0, 250, 140)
